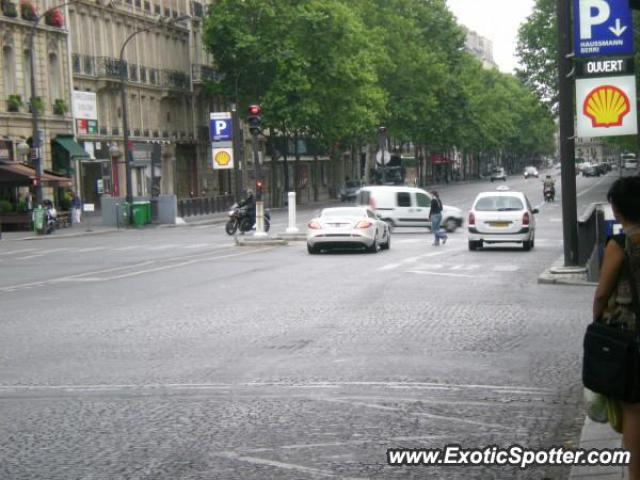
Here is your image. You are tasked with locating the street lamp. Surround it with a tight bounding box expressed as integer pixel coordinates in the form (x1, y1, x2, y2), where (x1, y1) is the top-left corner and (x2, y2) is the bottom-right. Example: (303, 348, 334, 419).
(109, 144, 121, 196)
(27, 1, 78, 207)
(119, 14, 190, 215)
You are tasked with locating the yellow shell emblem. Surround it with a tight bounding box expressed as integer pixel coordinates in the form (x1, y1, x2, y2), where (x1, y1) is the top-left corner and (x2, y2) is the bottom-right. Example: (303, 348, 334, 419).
(214, 150, 231, 166)
(583, 85, 630, 128)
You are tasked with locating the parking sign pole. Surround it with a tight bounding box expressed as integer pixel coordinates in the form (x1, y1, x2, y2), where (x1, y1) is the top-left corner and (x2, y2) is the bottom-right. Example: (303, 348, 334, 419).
(557, 0, 579, 266)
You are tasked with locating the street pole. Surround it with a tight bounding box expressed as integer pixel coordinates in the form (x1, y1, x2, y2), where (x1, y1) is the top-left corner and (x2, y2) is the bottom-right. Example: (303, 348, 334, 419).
(28, 24, 42, 206)
(252, 130, 266, 237)
(556, 0, 579, 266)
(231, 104, 242, 203)
(378, 126, 387, 185)
(118, 15, 190, 220)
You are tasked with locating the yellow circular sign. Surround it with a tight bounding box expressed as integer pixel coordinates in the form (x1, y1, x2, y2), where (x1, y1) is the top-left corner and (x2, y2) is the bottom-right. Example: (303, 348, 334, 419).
(214, 150, 231, 167)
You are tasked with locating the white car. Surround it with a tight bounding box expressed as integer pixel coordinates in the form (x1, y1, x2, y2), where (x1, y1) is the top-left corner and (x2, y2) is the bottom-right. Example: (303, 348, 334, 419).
(355, 186, 463, 232)
(306, 207, 391, 254)
(490, 168, 507, 182)
(467, 188, 538, 251)
(523, 166, 539, 179)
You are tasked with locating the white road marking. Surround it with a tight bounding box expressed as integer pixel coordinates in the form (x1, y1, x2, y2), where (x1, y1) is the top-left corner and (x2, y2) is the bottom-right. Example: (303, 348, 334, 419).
(577, 175, 609, 198)
(378, 263, 401, 271)
(395, 239, 422, 244)
(37, 248, 69, 254)
(492, 265, 520, 272)
(450, 264, 480, 271)
(14, 254, 44, 261)
(184, 243, 210, 249)
(112, 246, 144, 251)
(76, 247, 107, 253)
(0, 248, 36, 256)
(148, 244, 179, 251)
(407, 270, 477, 278)
(213, 452, 357, 479)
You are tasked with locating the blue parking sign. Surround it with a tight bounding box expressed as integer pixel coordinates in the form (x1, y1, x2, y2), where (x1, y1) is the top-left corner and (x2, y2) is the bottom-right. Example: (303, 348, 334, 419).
(574, 0, 634, 57)
(210, 113, 233, 142)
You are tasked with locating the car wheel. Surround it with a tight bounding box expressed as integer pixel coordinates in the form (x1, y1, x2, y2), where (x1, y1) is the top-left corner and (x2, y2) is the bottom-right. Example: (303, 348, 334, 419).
(531, 236, 535, 249)
(490, 179, 494, 183)
(468, 240, 478, 251)
(367, 238, 378, 253)
(523, 240, 532, 251)
(383, 219, 395, 232)
(307, 243, 319, 254)
(444, 218, 458, 233)
(503, 177, 506, 181)
(381, 231, 391, 250)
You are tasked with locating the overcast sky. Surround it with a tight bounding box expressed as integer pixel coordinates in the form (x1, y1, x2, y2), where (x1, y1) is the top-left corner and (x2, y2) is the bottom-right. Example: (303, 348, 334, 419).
(447, 0, 535, 73)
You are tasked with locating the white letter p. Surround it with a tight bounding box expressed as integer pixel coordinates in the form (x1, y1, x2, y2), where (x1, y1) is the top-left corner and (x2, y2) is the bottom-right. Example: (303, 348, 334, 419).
(580, 0, 611, 40)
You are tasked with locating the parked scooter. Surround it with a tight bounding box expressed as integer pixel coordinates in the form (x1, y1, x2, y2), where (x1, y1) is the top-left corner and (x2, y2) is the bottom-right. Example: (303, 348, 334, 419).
(43, 199, 58, 234)
(225, 203, 271, 235)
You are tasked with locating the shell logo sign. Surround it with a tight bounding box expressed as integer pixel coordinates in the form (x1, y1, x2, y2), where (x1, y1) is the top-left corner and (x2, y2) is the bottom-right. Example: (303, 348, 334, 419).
(583, 85, 630, 128)
(212, 147, 234, 170)
(576, 76, 637, 137)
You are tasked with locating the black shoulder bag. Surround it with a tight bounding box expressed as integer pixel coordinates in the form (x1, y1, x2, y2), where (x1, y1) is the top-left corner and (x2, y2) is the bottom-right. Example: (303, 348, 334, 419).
(582, 251, 640, 402)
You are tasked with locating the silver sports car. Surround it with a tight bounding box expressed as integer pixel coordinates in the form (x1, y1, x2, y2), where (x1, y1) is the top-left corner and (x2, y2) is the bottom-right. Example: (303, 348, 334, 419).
(306, 207, 391, 254)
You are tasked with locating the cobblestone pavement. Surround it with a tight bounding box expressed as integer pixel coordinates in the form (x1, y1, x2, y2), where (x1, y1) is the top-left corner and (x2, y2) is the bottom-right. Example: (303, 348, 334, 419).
(0, 172, 619, 479)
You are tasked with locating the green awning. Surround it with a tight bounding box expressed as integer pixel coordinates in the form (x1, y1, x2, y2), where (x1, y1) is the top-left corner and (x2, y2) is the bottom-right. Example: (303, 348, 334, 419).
(54, 135, 89, 160)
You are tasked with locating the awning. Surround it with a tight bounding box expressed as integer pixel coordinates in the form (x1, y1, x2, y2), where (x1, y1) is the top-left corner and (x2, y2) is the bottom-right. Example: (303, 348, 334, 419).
(54, 135, 90, 160)
(0, 162, 72, 186)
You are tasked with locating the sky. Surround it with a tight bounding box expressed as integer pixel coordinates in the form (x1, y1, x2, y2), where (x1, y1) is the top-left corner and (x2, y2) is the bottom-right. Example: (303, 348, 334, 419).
(447, 0, 536, 74)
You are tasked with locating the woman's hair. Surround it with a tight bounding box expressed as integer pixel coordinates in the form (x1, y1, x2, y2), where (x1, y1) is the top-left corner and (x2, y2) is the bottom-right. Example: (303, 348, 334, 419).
(607, 176, 640, 223)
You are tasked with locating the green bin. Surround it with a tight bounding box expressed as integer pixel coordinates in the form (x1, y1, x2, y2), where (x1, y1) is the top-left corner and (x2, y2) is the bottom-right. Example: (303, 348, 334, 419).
(131, 202, 146, 227)
(33, 208, 45, 234)
(143, 201, 151, 224)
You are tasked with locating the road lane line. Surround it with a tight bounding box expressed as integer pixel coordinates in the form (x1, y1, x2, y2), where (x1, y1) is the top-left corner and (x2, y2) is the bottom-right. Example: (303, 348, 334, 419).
(184, 243, 210, 249)
(0, 248, 36, 256)
(213, 452, 356, 479)
(407, 270, 477, 278)
(148, 244, 179, 251)
(76, 247, 107, 253)
(576, 174, 610, 198)
(14, 254, 44, 261)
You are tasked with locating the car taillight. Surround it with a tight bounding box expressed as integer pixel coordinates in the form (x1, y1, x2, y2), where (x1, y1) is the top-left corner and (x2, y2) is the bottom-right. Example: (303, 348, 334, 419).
(355, 220, 372, 229)
(522, 212, 530, 226)
(308, 221, 322, 229)
(468, 212, 475, 226)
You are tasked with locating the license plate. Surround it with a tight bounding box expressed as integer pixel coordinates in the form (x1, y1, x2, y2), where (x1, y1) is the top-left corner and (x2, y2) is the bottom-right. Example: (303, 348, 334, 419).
(488, 221, 510, 227)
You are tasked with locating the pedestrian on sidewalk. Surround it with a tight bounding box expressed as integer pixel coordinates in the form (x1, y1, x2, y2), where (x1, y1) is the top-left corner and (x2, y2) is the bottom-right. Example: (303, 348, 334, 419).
(71, 192, 82, 225)
(429, 191, 447, 246)
(592, 176, 640, 479)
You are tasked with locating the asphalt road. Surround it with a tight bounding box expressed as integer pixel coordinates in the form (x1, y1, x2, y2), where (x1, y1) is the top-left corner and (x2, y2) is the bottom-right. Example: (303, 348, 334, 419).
(0, 169, 622, 479)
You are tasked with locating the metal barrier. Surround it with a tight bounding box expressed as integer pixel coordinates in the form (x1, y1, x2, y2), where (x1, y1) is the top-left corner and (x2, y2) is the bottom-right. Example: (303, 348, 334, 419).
(177, 195, 235, 218)
(577, 202, 607, 282)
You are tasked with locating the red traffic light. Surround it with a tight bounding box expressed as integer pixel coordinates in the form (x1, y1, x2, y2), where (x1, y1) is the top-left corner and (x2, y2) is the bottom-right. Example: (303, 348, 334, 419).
(248, 104, 261, 116)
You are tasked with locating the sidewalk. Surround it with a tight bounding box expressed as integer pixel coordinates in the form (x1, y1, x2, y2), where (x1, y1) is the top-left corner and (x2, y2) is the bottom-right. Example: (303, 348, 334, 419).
(1, 223, 121, 241)
(539, 262, 626, 479)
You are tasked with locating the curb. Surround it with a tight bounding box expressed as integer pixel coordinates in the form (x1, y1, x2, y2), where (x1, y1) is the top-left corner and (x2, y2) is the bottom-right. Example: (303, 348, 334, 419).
(7, 228, 122, 241)
(278, 232, 307, 242)
(537, 255, 594, 286)
(234, 236, 288, 247)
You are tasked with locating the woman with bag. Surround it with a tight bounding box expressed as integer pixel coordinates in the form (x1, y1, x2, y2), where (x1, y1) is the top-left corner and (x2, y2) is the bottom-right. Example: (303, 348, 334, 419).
(592, 176, 640, 479)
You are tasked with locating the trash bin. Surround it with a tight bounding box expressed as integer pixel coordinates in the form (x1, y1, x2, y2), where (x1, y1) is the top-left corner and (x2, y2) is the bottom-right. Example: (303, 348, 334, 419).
(33, 207, 45, 234)
(142, 201, 151, 224)
(131, 202, 146, 227)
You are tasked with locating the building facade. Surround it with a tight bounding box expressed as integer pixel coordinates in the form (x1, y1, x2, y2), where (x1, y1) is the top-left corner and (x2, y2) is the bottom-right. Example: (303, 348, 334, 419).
(463, 28, 498, 70)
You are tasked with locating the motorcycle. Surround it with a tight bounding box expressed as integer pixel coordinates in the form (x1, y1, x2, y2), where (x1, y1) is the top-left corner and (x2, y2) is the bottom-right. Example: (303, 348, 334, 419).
(544, 186, 555, 203)
(225, 202, 271, 235)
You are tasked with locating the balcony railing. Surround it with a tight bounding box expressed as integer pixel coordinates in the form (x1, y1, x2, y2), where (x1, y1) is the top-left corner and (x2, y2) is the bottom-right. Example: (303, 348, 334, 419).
(192, 64, 222, 83)
(162, 69, 190, 90)
(96, 56, 124, 79)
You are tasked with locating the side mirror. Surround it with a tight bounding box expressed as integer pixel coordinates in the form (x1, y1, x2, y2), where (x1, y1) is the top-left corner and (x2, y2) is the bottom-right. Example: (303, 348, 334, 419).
(532, 208, 539, 214)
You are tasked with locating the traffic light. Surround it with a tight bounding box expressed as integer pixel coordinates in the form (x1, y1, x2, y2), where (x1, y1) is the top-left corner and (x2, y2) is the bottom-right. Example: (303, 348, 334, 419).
(255, 179, 263, 200)
(247, 104, 261, 135)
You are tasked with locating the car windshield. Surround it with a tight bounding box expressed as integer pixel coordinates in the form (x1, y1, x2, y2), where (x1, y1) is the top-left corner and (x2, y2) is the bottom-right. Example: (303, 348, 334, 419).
(475, 196, 524, 211)
(321, 208, 366, 218)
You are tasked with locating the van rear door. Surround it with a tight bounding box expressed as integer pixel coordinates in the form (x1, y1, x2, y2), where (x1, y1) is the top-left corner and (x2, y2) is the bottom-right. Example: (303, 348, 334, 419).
(395, 191, 429, 227)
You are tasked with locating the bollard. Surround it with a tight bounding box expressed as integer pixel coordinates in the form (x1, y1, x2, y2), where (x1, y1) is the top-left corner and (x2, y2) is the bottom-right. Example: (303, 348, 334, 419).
(286, 191, 299, 234)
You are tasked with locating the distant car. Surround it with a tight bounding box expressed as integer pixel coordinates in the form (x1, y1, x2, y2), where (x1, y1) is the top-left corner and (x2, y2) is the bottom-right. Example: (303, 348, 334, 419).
(582, 164, 601, 177)
(523, 166, 539, 179)
(624, 159, 638, 170)
(339, 180, 365, 202)
(355, 186, 463, 232)
(467, 188, 538, 251)
(306, 206, 391, 254)
(490, 168, 507, 182)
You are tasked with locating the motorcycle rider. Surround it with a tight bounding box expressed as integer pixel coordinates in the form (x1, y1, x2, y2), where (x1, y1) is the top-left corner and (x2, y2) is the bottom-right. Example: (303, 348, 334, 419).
(238, 189, 256, 227)
(543, 175, 556, 199)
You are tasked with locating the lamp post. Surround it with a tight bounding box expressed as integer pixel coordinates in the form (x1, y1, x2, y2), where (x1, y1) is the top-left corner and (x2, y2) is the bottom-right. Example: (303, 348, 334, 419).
(109, 144, 121, 196)
(27, 1, 77, 207)
(119, 14, 190, 215)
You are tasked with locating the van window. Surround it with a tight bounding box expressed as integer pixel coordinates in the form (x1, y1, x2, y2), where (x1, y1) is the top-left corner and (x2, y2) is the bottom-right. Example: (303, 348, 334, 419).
(356, 191, 370, 206)
(416, 192, 430, 207)
(397, 192, 412, 207)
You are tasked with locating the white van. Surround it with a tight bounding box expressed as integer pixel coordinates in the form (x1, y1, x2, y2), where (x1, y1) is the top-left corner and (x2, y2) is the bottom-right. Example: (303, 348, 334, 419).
(355, 186, 463, 232)
(622, 153, 638, 170)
